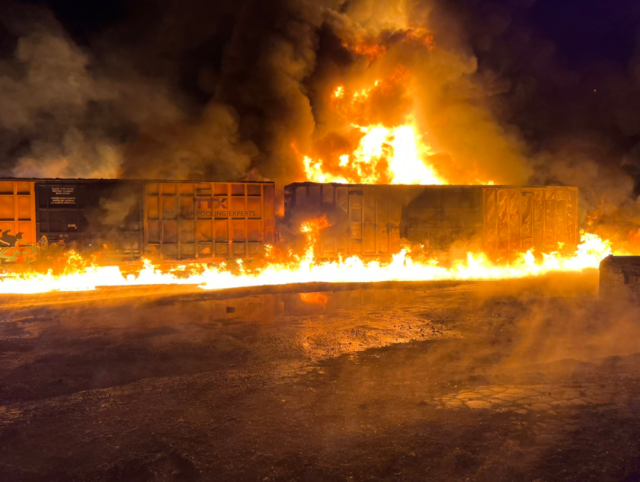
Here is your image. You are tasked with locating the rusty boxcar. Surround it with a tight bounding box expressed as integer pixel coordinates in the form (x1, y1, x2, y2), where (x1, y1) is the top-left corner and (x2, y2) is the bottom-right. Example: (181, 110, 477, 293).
(284, 183, 579, 258)
(0, 179, 275, 263)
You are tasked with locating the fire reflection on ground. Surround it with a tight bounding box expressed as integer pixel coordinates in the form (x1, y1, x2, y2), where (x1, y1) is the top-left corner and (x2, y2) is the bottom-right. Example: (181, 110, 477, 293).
(2, 273, 640, 481)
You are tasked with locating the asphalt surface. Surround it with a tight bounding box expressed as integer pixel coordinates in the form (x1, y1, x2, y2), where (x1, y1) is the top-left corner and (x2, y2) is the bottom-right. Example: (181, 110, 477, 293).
(2, 271, 640, 481)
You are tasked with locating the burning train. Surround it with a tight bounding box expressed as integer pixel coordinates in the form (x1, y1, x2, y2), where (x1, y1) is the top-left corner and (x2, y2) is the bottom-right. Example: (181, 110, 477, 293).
(0, 179, 275, 264)
(0, 177, 579, 265)
(285, 183, 579, 259)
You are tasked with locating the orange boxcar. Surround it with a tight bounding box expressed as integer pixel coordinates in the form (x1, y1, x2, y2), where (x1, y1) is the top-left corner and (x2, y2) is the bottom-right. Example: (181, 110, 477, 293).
(0, 180, 38, 263)
(144, 181, 275, 260)
(0, 179, 276, 263)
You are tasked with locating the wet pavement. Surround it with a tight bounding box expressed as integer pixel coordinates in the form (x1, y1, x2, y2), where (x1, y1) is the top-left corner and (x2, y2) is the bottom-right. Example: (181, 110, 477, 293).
(2, 271, 640, 481)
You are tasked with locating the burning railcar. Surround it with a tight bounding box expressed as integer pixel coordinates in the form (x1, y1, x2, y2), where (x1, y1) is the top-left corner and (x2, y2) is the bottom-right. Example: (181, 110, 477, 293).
(285, 182, 579, 258)
(0, 179, 276, 263)
(0, 177, 581, 265)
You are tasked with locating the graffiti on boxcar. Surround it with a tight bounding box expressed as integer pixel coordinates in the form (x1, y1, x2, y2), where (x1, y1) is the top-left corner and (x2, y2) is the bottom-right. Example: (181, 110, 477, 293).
(0, 243, 38, 263)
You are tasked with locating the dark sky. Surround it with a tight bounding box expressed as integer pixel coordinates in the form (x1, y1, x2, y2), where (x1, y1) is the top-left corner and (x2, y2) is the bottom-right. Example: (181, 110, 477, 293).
(31, 0, 640, 90)
(28, 0, 635, 57)
(529, 0, 639, 66)
(35, 0, 640, 71)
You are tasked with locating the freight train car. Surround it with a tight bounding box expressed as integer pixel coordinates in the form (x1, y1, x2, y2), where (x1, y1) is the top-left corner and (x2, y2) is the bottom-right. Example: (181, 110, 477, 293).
(0, 179, 275, 263)
(143, 181, 275, 260)
(284, 183, 579, 258)
(36, 179, 144, 260)
(0, 180, 38, 263)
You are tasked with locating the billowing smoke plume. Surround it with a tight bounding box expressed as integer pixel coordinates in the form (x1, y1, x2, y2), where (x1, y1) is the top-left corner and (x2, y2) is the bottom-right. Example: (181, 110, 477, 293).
(0, 5, 120, 178)
(0, 1, 257, 181)
(428, 0, 640, 243)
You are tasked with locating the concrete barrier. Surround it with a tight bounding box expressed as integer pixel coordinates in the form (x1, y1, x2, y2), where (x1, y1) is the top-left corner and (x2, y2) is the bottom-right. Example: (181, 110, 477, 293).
(599, 255, 640, 301)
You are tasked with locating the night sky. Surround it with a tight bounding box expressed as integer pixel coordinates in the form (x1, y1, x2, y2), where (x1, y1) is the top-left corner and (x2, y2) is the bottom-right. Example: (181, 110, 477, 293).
(32, 0, 640, 67)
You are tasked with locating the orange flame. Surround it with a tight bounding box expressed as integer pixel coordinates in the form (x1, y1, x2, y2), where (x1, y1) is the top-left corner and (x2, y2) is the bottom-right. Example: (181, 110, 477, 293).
(332, 86, 345, 100)
(303, 118, 444, 185)
(0, 226, 622, 296)
(304, 66, 451, 185)
(342, 40, 387, 62)
(302, 64, 494, 186)
(630, 228, 640, 248)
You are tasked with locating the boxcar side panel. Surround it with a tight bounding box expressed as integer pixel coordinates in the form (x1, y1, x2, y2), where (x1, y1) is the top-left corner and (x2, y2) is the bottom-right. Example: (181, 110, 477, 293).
(484, 187, 530, 254)
(483, 189, 498, 252)
(567, 188, 578, 247)
(144, 181, 275, 260)
(36, 180, 144, 259)
(284, 183, 409, 259)
(483, 186, 579, 255)
(287, 183, 580, 259)
(0, 181, 38, 263)
(405, 187, 484, 251)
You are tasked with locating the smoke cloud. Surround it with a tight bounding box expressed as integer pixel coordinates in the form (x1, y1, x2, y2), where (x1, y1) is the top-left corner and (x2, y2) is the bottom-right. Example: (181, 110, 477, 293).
(0, 1, 257, 181)
(0, 7, 120, 178)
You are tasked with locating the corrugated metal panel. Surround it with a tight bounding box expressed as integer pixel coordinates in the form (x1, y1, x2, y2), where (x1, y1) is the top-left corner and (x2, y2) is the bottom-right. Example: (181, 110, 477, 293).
(543, 187, 556, 251)
(405, 187, 484, 251)
(484, 189, 497, 252)
(0, 181, 38, 263)
(521, 191, 533, 246)
(567, 188, 578, 247)
(144, 181, 275, 260)
(0, 178, 275, 263)
(533, 189, 545, 249)
(285, 183, 406, 258)
(483, 186, 579, 254)
(286, 183, 580, 258)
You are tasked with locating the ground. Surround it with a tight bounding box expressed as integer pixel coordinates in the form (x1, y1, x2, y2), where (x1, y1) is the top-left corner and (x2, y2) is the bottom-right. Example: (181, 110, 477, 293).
(2, 271, 640, 481)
